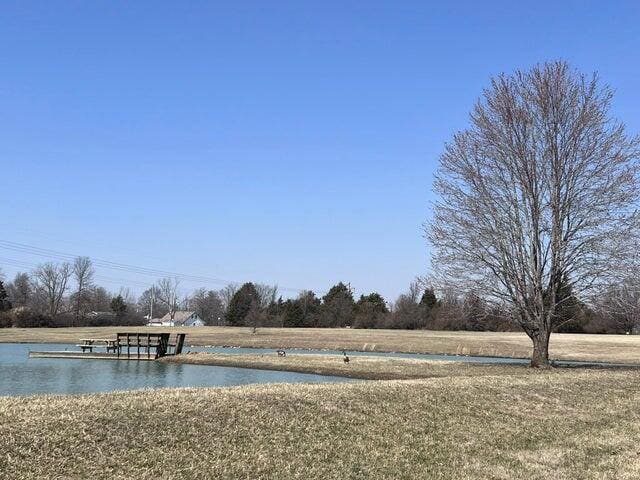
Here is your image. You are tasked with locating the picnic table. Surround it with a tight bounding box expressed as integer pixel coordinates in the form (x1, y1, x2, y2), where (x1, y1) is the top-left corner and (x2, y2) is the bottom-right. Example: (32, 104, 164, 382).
(77, 338, 119, 353)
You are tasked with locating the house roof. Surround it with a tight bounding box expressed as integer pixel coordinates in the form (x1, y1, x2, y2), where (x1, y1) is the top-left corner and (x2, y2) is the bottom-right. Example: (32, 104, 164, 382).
(160, 311, 198, 322)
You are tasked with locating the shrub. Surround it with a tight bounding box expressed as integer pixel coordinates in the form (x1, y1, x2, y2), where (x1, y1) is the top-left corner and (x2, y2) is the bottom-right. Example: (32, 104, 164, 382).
(0, 312, 12, 328)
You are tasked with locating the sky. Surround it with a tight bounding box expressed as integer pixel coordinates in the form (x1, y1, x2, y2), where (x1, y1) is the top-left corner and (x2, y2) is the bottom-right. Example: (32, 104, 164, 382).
(1, 1, 640, 301)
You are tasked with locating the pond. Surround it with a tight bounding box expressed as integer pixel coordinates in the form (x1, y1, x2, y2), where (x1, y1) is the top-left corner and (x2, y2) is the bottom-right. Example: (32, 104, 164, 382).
(0, 343, 353, 397)
(1, 343, 626, 397)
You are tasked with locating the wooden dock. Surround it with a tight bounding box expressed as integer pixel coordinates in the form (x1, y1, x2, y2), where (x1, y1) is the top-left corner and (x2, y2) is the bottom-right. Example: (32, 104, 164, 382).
(28, 350, 156, 361)
(28, 332, 187, 361)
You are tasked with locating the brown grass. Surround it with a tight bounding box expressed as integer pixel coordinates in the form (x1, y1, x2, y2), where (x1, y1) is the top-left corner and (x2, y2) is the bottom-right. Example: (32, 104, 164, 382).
(3, 326, 640, 363)
(2, 368, 639, 479)
(161, 352, 536, 380)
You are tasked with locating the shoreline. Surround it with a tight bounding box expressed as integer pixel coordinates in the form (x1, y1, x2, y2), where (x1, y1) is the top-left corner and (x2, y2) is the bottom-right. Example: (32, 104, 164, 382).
(2, 326, 640, 364)
(158, 352, 640, 381)
(160, 352, 454, 380)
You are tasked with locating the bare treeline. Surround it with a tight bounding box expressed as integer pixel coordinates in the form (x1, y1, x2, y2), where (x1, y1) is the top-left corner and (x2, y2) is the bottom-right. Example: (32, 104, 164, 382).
(1, 262, 635, 334)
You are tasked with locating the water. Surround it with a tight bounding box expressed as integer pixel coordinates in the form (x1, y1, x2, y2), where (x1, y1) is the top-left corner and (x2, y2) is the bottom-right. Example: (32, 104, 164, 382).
(190, 345, 634, 368)
(2, 343, 630, 397)
(0, 343, 352, 397)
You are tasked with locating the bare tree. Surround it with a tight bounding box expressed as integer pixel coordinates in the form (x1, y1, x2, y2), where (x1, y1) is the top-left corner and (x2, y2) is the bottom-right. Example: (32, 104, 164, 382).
(244, 283, 278, 333)
(219, 284, 239, 321)
(33, 262, 72, 317)
(155, 277, 180, 323)
(118, 287, 136, 308)
(428, 61, 640, 367)
(245, 300, 262, 334)
(6, 272, 32, 308)
(138, 287, 168, 320)
(255, 283, 278, 310)
(599, 277, 640, 334)
(407, 280, 423, 303)
(180, 294, 190, 311)
(88, 286, 112, 312)
(189, 288, 224, 325)
(388, 281, 434, 330)
(72, 257, 94, 325)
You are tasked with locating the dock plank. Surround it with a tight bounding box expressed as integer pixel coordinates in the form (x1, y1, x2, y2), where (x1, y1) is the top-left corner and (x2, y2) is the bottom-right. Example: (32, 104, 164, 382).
(28, 351, 156, 361)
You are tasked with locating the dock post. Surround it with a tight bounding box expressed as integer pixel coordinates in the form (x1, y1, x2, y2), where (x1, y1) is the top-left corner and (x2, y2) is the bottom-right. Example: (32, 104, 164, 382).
(175, 334, 186, 355)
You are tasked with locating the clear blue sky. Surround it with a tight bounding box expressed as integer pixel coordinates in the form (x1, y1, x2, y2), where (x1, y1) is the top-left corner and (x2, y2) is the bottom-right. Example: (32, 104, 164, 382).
(2, 1, 639, 301)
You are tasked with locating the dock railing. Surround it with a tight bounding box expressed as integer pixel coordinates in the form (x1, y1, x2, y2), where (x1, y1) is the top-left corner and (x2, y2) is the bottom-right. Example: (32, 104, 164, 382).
(114, 333, 186, 359)
(28, 333, 187, 361)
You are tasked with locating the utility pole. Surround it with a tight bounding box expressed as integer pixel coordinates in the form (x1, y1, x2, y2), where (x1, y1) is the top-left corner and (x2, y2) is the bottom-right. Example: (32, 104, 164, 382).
(169, 290, 177, 326)
(346, 282, 353, 297)
(150, 285, 154, 320)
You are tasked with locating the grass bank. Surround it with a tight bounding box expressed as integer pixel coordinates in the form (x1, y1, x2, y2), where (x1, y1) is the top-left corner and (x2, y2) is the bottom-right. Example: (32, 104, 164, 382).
(2, 369, 639, 479)
(2, 326, 640, 363)
(161, 352, 533, 380)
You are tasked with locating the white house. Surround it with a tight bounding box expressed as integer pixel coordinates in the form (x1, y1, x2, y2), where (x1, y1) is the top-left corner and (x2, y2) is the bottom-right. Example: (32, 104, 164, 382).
(146, 311, 205, 327)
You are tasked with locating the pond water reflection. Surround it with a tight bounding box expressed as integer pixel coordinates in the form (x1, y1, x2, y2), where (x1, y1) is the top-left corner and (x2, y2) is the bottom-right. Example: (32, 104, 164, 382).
(0, 343, 352, 397)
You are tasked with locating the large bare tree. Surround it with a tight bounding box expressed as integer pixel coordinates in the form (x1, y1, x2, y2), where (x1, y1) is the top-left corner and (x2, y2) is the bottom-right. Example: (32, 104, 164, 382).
(155, 277, 180, 323)
(428, 61, 640, 367)
(33, 262, 72, 317)
(72, 256, 94, 325)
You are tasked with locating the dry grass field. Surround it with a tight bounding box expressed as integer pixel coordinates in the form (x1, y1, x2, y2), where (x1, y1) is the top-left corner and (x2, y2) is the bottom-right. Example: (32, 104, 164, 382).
(2, 368, 639, 479)
(2, 326, 640, 363)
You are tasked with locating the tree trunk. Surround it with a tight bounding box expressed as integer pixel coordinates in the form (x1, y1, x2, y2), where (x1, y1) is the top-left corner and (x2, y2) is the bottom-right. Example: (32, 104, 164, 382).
(530, 329, 551, 368)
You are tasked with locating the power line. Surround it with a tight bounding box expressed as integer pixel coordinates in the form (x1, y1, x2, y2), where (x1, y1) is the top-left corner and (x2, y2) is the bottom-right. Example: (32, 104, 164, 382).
(0, 239, 308, 293)
(0, 240, 228, 282)
(11, 226, 221, 274)
(0, 256, 152, 290)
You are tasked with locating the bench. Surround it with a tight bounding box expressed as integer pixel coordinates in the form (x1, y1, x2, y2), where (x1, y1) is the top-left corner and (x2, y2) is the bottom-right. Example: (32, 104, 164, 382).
(77, 338, 119, 353)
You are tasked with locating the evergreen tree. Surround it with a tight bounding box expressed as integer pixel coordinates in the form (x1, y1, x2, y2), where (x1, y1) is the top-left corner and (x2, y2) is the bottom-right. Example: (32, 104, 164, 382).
(0, 281, 11, 312)
(282, 291, 321, 328)
(356, 293, 388, 313)
(319, 282, 355, 327)
(266, 296, 284, 324)
(226, 282, 260, 326)
(282, 299, 304, 327)
(419, 287, 439, 327)
(354, 292, 388, 328)
(420, 288, 438, 310)
(110, 295, 127, 318)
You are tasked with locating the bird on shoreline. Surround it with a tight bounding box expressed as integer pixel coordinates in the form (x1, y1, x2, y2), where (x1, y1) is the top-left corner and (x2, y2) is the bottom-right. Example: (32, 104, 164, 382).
(342, 350, 350, 363)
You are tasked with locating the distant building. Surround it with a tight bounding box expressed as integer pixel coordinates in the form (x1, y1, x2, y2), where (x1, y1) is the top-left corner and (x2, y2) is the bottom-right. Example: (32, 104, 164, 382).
(87, 311, 115, 318)
(146, 311, 205, 327)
